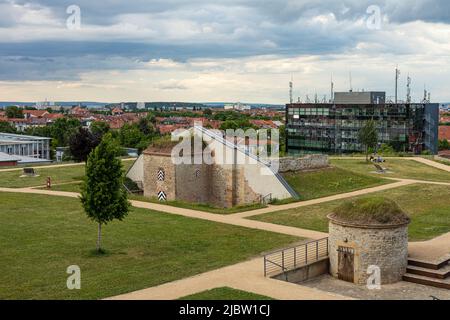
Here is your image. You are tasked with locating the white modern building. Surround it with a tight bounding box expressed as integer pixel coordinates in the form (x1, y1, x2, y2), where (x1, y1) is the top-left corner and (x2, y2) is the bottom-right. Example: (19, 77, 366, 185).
(224, 102, 251, 111)
(0, 133, 52, 161)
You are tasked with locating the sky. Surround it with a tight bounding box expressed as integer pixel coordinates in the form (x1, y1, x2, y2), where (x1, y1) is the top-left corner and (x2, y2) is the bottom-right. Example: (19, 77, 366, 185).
(0, 0, 449, 103)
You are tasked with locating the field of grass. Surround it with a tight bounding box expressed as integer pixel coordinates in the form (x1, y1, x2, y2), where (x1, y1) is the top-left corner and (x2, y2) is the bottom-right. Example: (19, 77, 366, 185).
(179, 287, 274, 300)
(0, 160, 134, 188)
(281, 167, 389, 201)
(0, 192, 298, 299)
(331, 158, 450, 182)
(251, 183, 450, 241)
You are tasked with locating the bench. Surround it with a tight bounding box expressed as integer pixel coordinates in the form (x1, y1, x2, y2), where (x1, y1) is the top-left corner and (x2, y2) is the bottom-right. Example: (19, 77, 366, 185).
(22, 167, 37, 177)
(373, 163, 387, 173)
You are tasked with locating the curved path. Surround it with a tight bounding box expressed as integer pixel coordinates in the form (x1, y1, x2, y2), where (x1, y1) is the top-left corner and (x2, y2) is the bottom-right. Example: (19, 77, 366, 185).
(1, 156, 449, 300)
(106, 256, 351, 300)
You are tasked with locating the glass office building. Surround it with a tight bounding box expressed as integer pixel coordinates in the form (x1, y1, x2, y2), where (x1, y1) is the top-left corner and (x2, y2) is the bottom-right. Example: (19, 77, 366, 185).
(286, 100, 439, 155)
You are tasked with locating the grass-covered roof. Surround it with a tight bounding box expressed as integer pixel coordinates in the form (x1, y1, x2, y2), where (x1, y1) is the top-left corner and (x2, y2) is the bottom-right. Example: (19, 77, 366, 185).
(329, 197, 410, 226)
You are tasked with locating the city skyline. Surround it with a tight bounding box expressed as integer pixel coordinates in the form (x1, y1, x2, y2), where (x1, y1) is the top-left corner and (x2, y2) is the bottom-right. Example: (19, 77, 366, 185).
(0, 0, 449, 103)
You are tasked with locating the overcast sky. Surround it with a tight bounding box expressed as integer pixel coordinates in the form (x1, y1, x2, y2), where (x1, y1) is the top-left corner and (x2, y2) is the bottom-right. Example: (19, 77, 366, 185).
(0, 0, 449, 103)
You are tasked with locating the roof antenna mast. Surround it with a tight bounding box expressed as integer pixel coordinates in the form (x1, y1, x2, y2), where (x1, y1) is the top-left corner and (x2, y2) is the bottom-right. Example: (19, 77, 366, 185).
(349, 72, 353, 92)
(289, 75, 293, 104)
(330, 74, 334, 103)
(406, 74, 412, 103)
(395, 66, 401, 104)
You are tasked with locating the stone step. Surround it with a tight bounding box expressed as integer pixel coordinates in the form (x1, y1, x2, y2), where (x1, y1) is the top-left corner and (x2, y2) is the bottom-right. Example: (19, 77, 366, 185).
(403, 273, 450, 290)
(407, 257, 450, 270)
(406, 264, 450, 279)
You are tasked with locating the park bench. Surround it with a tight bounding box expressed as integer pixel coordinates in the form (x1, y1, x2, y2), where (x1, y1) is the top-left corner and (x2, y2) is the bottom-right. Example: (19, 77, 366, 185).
(22, 167, 37, 177)
(373, 163, 388, 173)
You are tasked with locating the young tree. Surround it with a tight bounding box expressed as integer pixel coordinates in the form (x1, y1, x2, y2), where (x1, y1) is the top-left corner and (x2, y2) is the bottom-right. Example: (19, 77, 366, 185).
(68, 127, 101, 162)
(358, 120, 379, 162)
(80, 134, 130, 253)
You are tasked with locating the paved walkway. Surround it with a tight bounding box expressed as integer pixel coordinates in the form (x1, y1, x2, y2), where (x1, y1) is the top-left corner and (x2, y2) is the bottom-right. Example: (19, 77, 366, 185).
(232, 180, 415, 218)
(106, 257, 351, 300)
(0, 157, 136, 173)
(409, 232, 450, 262)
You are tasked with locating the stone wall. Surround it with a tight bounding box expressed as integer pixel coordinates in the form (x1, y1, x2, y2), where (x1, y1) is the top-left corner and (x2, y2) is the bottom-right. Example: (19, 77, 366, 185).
(276, 155, 329, 173)
(142, 153, 261, 208)
(175, 163, 211, 204)
(328, 220, 409, 285)
(143, 153, 176, 200)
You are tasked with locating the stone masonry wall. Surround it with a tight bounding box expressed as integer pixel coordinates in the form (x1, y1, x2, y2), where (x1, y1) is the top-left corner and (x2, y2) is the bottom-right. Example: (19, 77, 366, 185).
(329, 221, 409, 285)
(175, 163, 210, 204)
(235, 164, 261, 206)
(143, 154, 264, 208)
(143, 154, 176, 200)
(277, 155, 329, 173)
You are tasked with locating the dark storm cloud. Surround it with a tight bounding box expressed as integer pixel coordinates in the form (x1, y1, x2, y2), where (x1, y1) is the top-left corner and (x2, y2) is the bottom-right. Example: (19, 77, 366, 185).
(0, 0, 449, 81)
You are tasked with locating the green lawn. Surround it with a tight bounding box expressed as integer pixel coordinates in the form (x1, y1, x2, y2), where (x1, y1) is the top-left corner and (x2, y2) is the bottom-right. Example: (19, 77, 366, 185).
(281, 167, 389, 202)
(0, 161, 133, 188)
(252, 183, 450, 241)
(179, 287, 274, 300)
(0, 193, 298, 300)
(331, 158, 450, 182)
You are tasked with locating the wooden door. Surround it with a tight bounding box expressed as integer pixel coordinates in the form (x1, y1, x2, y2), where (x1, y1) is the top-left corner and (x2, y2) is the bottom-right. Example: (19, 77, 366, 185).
(338, 246, 355, 283)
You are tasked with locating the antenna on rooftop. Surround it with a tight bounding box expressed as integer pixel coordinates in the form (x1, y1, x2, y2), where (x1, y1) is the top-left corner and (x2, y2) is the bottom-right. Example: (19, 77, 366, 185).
(330, 74, 334, 103)
(395, 66, 401, 104)
(289, 75, 293, 104)
(349, 72, 353, 92)
(406, 74, 412, 103)
(423, 84, 428, 103)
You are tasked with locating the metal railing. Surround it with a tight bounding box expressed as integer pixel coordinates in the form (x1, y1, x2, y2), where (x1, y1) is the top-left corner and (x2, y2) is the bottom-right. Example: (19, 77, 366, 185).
(263, 238, 329, 277)
(261, 193, 272, 205)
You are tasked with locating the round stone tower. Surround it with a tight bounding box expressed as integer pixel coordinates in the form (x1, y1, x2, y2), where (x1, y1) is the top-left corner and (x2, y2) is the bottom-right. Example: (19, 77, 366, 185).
(327, 197, 410, 285)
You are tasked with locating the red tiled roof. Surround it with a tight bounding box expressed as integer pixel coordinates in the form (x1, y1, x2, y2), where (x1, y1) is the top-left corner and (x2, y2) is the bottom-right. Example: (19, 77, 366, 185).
(24, 110, 49, 118)
(439, 126, 450, 141)
(249, 119, 277, 128)
(45, 113, 64, 120)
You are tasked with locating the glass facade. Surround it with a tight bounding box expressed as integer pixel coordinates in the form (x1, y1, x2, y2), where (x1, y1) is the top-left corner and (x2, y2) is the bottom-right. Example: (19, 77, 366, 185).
(286, 103, 439, 155)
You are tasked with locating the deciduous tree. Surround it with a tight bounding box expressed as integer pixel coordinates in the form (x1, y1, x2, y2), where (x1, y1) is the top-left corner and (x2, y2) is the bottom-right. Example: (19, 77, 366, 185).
(80, 134, 130, 253)
(358, 120, 378, 162)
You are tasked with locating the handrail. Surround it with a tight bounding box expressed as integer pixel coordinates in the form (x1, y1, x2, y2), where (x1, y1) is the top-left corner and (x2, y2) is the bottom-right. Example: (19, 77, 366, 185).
(264, 237, 329, 277)
(264, 237, 329, 256)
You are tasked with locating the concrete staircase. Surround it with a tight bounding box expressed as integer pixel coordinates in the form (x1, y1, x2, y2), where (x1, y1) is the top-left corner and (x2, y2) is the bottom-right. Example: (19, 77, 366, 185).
(403, 256, 450, 290)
